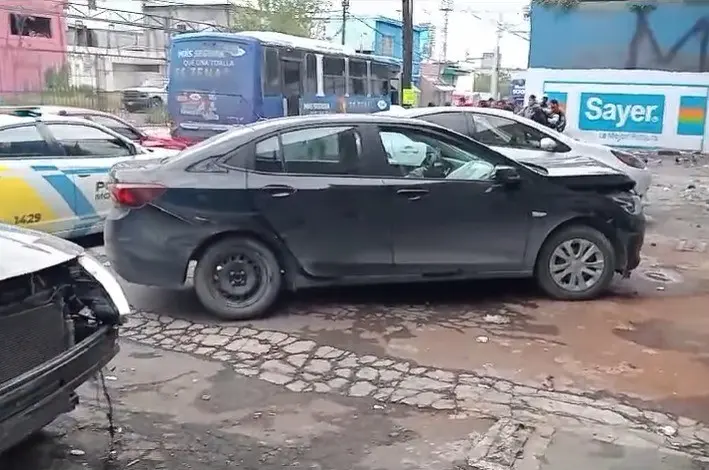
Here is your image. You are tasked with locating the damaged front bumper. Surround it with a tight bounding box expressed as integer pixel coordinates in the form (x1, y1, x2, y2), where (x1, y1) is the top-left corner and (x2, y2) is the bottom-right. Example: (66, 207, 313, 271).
(0, 253, 129, 454)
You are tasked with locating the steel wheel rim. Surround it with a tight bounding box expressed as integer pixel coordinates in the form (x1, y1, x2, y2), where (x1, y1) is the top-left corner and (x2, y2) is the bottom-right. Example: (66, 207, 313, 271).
(549, 238, 605, 292)
(211, 252, 266, 307)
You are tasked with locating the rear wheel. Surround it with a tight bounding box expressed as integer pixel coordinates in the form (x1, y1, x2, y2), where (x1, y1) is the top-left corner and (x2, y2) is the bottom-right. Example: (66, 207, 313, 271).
(535, 225, 616, 300)
(193, 237, 282, 320)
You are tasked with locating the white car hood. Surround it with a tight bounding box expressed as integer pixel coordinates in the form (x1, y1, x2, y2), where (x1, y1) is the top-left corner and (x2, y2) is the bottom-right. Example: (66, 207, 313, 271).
(0, 224, 83, 280)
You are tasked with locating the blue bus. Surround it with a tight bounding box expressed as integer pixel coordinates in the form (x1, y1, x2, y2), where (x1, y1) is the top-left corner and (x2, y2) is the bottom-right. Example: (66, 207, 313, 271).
(167, 31, 402, 141)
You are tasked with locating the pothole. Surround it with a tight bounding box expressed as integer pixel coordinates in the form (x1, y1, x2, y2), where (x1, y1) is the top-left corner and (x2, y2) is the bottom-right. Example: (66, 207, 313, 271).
(640, 268, 684, 284)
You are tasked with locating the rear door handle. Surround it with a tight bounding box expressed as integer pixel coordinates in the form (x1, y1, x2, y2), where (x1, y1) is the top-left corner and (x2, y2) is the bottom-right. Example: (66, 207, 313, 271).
(262, 184, 296, 198)
(396, 188, 429, 201)
(75, 174, 91, 178)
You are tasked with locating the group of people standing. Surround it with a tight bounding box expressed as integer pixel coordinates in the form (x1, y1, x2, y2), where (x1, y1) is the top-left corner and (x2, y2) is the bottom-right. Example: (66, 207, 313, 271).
(518, 94, 567, 133)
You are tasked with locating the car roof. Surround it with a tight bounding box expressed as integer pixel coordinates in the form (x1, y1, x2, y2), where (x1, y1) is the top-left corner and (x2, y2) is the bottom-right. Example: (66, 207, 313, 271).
(1, 105, 114, 116)
(168, 114, 455, 167)
(0, 113, 113, 127)
(389, 106, 518, 118)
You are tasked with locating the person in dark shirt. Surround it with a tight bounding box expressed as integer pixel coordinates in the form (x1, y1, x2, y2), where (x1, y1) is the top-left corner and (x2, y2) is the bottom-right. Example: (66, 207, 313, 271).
(547, 99, 567, 132)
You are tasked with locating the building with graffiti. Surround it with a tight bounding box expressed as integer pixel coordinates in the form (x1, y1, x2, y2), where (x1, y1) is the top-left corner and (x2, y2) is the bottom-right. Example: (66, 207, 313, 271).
(527, 0, 709, 152)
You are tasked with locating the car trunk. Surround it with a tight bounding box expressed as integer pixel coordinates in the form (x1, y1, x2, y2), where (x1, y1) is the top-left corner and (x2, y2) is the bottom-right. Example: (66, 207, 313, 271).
(0, 259, 121, 391)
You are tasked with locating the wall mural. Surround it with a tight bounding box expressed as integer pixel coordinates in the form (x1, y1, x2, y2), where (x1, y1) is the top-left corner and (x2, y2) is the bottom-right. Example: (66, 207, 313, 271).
(529, 2, 709, 72)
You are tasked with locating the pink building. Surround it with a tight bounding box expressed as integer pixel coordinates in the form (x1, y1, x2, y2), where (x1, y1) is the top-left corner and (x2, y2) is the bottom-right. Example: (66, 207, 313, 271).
(0, 0, 67, 93)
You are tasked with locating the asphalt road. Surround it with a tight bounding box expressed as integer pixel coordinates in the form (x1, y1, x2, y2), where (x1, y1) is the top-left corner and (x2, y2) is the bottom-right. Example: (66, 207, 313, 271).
(4, 155, 709, 469)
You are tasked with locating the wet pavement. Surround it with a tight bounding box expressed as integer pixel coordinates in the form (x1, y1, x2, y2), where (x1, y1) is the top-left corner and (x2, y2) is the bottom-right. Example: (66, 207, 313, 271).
(6, 156, 709, 469)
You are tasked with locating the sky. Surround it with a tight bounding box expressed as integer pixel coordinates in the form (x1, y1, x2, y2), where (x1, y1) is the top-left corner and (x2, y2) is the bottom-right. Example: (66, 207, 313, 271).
(346, 0, 531, 68)
(75, 0, 531, 68)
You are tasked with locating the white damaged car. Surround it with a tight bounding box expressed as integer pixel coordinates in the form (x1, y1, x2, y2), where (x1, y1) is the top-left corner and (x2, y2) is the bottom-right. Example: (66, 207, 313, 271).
(0, 223, 129, 454)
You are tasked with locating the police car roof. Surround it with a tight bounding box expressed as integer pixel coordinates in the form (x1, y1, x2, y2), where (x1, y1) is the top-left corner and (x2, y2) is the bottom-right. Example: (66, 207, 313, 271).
(0, 113, 96, 127)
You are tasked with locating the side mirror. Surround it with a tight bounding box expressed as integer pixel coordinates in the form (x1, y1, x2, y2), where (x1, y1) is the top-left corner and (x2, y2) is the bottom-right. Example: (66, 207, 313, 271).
(494, 165, 521, 186)
(540, 137, 557, 151)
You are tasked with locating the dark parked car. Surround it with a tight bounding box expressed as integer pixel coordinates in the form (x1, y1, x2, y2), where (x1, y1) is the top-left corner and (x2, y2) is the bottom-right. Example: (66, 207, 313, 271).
(0, 223, 128, 454)
(104, 115, 645, 321)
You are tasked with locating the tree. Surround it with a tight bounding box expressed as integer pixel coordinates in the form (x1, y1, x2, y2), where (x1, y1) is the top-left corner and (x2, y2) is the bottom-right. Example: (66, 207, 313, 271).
(231, 0, 329, 38)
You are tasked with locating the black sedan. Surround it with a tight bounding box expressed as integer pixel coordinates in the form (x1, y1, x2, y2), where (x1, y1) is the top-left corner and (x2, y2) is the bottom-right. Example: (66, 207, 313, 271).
(104, 114, 645, 320)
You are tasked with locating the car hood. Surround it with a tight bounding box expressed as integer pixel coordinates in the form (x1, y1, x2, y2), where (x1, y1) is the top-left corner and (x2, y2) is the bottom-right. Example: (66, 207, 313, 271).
(521, 155, 635, 192)
(0, 224, 84, 280)
(519, 154, 622, 177)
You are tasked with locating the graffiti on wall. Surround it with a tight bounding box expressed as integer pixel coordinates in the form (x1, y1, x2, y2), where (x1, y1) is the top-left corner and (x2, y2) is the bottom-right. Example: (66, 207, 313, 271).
(529, 2, 709, 72)
(626, 5, 709, 72)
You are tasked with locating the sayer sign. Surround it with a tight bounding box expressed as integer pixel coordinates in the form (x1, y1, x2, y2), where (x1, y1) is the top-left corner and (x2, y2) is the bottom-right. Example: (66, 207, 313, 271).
(578, 92, 665, 134)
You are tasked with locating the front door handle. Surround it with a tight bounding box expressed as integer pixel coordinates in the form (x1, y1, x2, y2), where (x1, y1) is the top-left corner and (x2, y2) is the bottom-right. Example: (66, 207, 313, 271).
(75, 174, 91, 178)
(396, 188, 429, 201)
(263, 184, 296, 198)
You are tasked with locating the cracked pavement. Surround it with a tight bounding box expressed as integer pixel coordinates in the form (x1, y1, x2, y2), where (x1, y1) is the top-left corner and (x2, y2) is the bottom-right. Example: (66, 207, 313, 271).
(5, 156, 709, 469)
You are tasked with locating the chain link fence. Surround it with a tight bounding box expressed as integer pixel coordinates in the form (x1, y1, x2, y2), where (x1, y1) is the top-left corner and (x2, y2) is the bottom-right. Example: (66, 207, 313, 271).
(0, 39, 170, 127)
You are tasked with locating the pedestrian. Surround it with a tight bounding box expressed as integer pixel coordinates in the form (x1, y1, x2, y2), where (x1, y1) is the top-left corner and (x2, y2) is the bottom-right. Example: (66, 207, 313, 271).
(546, 99, 567, 132)
(540, 95, 549, 111)
(519, 94, 548, 126)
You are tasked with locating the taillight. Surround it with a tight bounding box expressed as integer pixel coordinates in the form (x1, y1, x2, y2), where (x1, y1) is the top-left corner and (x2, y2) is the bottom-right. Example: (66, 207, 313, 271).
(611, 149, 646, 169)
(108, 183, 166, 208)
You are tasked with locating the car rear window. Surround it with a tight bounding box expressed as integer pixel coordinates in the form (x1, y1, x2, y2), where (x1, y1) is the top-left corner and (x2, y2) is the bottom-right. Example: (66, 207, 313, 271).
(161, 126, 254, 165)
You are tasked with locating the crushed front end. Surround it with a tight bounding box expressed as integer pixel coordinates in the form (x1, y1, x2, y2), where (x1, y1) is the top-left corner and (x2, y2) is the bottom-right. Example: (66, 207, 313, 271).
(0, 255, 127, 454)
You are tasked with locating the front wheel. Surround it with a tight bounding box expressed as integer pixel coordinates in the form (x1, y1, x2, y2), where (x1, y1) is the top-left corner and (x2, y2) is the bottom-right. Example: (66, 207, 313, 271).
(535, 225, 616, 300)
(193, 237, 282, 320)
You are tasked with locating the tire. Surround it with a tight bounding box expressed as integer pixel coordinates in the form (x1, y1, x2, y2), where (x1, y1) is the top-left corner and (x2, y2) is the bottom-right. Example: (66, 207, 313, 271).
(535, 225, 616, 300)
(193, 237, 282, 320)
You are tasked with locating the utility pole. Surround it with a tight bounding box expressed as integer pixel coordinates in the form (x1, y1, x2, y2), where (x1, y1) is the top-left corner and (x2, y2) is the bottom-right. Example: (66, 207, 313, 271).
(439, 0, 452, 78)
(490, 12, 503, 99)
(402, 0, 413, 94)
(341, 0, 349, 45)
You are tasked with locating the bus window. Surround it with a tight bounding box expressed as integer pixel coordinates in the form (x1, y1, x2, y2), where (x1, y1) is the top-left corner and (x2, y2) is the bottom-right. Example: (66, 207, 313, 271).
(305, 53, 317, 95)
(349, 60, 367, 96)
(263, 47, 280, 95)
(323, 56, 345, 95)
(370, 63, 390, 96)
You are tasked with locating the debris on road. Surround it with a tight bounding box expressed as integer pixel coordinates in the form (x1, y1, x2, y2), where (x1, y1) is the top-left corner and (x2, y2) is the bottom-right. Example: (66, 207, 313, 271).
(483, 314, 510, 325)
(476, 336, 489, 343)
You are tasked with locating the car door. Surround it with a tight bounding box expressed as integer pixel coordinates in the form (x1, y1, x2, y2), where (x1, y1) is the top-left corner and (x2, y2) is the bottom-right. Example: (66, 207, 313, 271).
(468, 112, 571, 162)
(366, 124, 532, 274)
(0, 124, 77, 236)
(43, 122, 135, 236)
(245, 125, 392, 277)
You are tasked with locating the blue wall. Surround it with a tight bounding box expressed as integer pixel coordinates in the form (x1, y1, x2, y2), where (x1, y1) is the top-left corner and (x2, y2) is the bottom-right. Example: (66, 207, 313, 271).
(530, 1, 709, 72)
(372, 18, 424, 84)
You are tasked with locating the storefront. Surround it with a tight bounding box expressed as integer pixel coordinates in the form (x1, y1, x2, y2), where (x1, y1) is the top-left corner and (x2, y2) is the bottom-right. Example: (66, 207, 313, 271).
(525, 69, 709, 152)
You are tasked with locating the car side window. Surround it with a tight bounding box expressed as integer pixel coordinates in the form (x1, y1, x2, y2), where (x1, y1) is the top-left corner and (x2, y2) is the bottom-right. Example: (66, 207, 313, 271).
(420, 112, 469, 135)
(253, 127, 362, 176)
(377, 127, 495, 181)
(0, 125, 53, 158)
(46, 124, 132, 157)
(254, 137, 283, 173)
(471, 114, 568, 152)
(87, 115, 143, 141)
